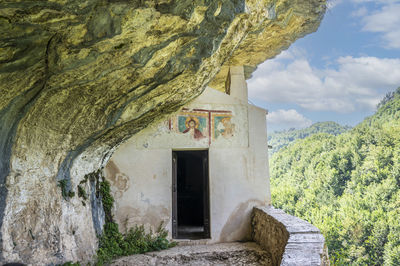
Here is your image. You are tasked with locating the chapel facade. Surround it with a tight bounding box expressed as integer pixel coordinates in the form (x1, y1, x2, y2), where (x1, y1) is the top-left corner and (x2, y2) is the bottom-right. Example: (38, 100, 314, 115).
(104, 66, 271, 242)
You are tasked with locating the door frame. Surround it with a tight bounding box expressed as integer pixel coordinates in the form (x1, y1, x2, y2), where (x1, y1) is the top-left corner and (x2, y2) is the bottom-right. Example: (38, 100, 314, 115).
(172, 149, 210, 239)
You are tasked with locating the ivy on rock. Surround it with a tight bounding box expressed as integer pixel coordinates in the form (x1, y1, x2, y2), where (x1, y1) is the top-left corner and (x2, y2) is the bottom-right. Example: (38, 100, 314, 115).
(83, 170, 177, 265)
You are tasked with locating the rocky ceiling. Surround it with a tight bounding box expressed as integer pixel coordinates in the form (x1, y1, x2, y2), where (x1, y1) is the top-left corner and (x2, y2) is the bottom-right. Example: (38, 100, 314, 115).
(0, 0, 325, 264)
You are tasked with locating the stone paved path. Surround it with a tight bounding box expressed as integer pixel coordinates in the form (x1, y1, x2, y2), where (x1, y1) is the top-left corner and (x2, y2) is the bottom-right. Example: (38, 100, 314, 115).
(111, 242, 272, 266)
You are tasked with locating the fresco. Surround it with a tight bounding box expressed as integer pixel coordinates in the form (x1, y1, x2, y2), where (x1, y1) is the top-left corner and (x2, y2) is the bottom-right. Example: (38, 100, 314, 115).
(178, 115, 207, 139)
(213, 115, 235, 139)
(170, 108, 235, 142)
(172, 110, 208, 140)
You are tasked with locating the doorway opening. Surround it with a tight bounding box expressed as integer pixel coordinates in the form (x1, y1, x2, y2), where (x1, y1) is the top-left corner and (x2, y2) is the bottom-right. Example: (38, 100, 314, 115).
(172, 150, 210, 239)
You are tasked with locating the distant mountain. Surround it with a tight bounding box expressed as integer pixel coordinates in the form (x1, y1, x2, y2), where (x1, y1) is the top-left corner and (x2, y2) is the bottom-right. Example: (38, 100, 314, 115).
(270, 87, 400, 264)
(268, 121, 351, 154)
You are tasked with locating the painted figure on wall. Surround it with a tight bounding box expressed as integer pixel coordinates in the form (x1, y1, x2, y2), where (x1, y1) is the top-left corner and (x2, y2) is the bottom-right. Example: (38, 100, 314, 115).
(214, 116, 235, 139)
(183, 116, 205, 139)
(176, 114, 207, 140)
(171, 108, 235, 142)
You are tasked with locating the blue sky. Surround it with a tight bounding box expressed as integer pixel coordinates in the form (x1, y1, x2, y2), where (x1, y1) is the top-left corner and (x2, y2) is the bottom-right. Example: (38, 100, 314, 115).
(248, 0, 400, 133)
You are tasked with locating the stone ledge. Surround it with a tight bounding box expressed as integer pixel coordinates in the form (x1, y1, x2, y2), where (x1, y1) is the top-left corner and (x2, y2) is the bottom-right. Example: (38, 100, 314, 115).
(252, 206, 329, 266)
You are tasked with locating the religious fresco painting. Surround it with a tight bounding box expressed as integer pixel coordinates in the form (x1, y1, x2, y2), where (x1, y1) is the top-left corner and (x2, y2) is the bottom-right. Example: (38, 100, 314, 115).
(171, 109, 209, 140)
(213, 115, 235, 139)
(178, 115, 207, 139)
(170, 108, 236, 142)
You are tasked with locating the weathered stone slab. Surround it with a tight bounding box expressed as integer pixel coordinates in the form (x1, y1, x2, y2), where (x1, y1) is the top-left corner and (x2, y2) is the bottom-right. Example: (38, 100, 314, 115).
(252, 206, 329, 266)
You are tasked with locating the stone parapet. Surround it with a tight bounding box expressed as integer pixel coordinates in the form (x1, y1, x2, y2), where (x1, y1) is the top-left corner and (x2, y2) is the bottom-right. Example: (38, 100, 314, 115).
(252, 206, 329, 266)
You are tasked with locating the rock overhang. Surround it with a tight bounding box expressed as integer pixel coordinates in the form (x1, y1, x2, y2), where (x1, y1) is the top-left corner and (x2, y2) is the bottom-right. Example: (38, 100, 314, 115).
(0, 0, 326, 264)
(210, 0, 326, 91)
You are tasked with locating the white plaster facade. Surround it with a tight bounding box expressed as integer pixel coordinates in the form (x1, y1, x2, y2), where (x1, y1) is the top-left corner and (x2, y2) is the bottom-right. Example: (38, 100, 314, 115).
(105, 66, 271, 243)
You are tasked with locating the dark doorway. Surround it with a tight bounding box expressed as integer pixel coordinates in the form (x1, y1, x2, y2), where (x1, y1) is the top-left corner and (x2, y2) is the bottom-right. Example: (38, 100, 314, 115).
(172, 150, 210, 239)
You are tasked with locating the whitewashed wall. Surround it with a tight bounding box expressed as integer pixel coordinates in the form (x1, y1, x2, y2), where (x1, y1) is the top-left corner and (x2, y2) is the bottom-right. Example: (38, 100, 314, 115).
(105, 73, 271, 242)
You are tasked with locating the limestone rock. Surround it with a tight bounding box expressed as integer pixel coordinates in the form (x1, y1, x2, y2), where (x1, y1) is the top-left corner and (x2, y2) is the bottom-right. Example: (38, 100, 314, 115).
(0, 0, 326, 264)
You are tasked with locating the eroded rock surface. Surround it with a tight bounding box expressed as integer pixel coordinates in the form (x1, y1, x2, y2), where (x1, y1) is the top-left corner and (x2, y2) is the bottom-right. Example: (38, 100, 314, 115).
(0, 0, 326, 264)
(111, 242, 272, 266)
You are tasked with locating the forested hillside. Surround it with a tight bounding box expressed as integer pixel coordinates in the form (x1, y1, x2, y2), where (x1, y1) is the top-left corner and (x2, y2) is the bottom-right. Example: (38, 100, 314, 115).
(270, 88, 400, 265)
(268, 122, 351, 154)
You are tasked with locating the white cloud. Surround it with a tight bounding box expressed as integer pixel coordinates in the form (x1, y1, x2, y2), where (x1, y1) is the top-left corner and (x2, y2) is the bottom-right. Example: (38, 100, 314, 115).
(267, 109, 312, 130)
(327, 0, 343, 9)
(348, 1, 400, 49)
(351, 6, 368, 17)
(270, 46, 308, 61)
(248, 51, 400, 113)
(361, 3, 400, 49)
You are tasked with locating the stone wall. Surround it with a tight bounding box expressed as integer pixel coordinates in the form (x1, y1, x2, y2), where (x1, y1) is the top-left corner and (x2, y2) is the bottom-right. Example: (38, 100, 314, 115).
(252, 206, 329, 266)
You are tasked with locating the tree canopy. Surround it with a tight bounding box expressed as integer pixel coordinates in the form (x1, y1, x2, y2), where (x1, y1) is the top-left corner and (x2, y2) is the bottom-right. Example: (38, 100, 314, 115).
(268, 121, 351, 155)
(270, 88, 400, 265)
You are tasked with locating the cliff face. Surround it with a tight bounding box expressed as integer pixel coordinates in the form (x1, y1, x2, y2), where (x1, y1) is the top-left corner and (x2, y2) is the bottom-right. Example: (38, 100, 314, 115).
(0, 0, 325, 264)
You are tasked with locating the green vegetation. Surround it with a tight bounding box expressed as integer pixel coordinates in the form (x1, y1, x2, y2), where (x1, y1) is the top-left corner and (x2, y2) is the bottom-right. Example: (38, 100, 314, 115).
(94, 172, 176, 265)
(271, 88, 400, 265)
(268, 121, 351, 155)
(60, 170, 175, 264)
(61, 262, 80, 266)
(97, 221, 175, 265)
(77, 185, 88, 202)
(58, 179, 75, 199)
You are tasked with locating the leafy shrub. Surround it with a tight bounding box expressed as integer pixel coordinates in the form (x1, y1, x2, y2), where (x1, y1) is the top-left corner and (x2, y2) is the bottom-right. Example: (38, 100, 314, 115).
(96, 222, 176, 265)
(96, 177, 176, 265)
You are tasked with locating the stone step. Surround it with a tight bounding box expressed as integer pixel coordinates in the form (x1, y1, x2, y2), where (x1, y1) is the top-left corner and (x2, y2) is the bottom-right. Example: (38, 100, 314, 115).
(111, 242, 272, 266)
